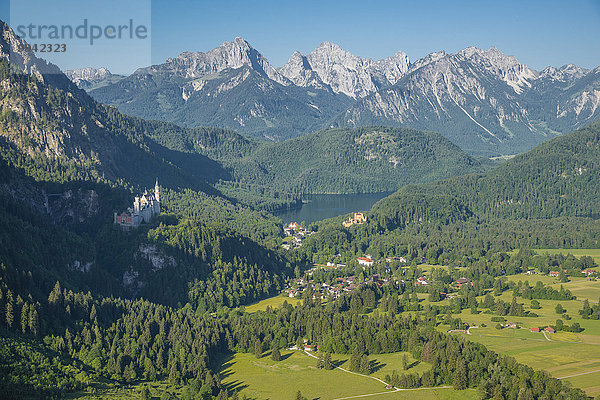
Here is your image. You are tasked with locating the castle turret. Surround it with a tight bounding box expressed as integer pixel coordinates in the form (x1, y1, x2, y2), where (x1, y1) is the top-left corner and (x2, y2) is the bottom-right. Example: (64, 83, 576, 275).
(134, 196, 140, 214)
(155, 178, 160, 203)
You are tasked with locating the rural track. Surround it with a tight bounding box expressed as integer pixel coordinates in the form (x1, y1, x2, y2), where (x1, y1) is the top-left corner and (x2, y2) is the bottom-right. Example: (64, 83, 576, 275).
(558, 369, 600, 379)
(301, 350, 452, 400)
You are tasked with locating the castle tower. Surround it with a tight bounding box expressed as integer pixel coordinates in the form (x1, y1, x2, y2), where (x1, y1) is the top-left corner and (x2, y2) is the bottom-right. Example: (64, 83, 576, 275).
(155, 178, 160, 203)
(154, 178, 160, 215)
(134, 196, 140, 214)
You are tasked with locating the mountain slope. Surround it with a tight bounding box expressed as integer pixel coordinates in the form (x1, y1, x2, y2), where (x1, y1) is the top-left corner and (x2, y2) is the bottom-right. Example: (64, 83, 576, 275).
(336, 47, 542, 155)
(0, 20, 295, 310)
(221, 126, 484, 194)
(88, 39, 600, 156)
(90, 39, 352, 141)
(0, 20, 292, 240)
(370, 119, 600, 229)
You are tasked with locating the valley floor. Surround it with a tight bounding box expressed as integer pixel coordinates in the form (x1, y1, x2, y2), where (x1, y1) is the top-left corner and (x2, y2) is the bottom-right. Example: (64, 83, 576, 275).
(444, 274, 600, 397)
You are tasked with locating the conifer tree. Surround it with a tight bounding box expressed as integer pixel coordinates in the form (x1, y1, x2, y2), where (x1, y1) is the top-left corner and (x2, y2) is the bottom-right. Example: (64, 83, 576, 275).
(254, 338, 262, 358)
(20, 302, 29, 333)
(452, 358, 468, 390)
(29, 308, 39, 336)
(360, 354, 371, 375)
(272, 347, 281, 361)
(323, 352, 333, 370)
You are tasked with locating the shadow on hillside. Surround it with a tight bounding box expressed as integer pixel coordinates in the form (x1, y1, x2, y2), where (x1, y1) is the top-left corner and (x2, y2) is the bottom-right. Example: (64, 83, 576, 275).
(218, 361, 235, 380)
(333, 358, 348, 368)
(370, 360, 386, 373)
(222, 379, 248, 393)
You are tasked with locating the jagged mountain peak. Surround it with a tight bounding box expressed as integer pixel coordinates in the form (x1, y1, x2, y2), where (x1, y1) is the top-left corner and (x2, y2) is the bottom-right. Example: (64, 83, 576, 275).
(65, 67, 112, 80)
(279, 49, 327, 89)
(453, 46, 538, 93)
(315, 41, 346, 52)
(158, 37, 290, 85)
(409, 50, 448, 72)
(63, 67, 124, 90)
(370, 51, 410, 86)
(539, 64, 589, 81)
(309, 41, 365, 67)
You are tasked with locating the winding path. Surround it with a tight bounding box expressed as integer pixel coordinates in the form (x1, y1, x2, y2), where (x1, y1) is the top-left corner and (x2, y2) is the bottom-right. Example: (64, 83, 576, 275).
(301, 350, 453, 400)
(542, 331, 552, 341)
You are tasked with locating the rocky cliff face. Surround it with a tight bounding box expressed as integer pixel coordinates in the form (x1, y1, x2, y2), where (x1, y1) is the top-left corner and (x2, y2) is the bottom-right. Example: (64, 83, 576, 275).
(336, 47, 600, 155)
(278, 51, 329, 90)
(148, 37, 290, 85)
(64, 67, 124, 90)
(281, 42, 409, 98)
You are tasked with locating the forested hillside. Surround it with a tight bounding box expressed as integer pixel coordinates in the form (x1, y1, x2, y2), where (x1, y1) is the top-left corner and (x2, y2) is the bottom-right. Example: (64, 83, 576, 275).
(0, 21, 294, 309)
(221, 126, 484, 194)
(371, 119, 600, 230)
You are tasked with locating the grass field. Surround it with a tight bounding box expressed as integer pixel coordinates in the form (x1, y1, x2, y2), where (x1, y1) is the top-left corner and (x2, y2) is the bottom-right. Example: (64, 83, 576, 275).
(329, 351, 431, 382)
(244, 295, 301, 313)
(436, 273, 600, 396)
(549, 278, 600, 303)
(219, 351, 477, 400)
(530, 249, 600, 265)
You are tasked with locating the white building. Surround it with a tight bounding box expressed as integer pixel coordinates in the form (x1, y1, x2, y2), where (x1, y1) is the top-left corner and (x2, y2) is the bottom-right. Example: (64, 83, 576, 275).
(114, 179, 161, 229)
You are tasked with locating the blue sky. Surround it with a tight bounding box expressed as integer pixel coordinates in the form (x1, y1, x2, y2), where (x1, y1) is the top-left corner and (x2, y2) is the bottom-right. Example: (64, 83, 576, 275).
(1, 0, 599, 74)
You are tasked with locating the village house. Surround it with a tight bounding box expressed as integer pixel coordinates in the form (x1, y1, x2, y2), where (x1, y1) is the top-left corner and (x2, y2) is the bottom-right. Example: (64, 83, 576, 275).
(544, 326, 555, 333)
(530, 327, 540, 333)
(357, 257, 374, 267)
(549, 271, 560, 277)
(303, 344, 318, 352)
(386, 256, 407, 263)
(583, 269, 597, 276)
(415, 277, 430, 285)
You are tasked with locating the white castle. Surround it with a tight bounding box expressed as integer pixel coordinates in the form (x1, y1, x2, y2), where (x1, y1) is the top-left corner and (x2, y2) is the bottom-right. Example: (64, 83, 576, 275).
(114, 179, 161, 229)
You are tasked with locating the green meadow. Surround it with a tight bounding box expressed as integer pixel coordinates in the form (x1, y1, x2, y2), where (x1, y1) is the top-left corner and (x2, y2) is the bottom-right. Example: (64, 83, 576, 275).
(441, 272, 600, 396)
(244, 295, 302, 313)
(218, 351, 476, 400)
(507, 248, 600, 268)
(66, 381, 183, 399)
(530, 249, 600, 265)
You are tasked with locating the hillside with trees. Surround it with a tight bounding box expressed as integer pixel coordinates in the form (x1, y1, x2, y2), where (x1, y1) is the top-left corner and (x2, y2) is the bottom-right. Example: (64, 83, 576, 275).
(371, 119, 600, 230)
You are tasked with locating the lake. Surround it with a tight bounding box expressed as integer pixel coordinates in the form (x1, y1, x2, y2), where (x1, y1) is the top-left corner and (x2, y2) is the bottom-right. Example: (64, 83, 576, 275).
(275, 192, 393, 226)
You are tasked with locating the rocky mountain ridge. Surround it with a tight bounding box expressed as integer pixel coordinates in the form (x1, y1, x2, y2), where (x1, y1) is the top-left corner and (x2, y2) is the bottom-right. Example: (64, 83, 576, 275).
(79, 35, 600, 155)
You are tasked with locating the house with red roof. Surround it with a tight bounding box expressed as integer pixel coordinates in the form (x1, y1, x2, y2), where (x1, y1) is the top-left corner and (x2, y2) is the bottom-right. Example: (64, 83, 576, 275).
(357, 257, 374, 266)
